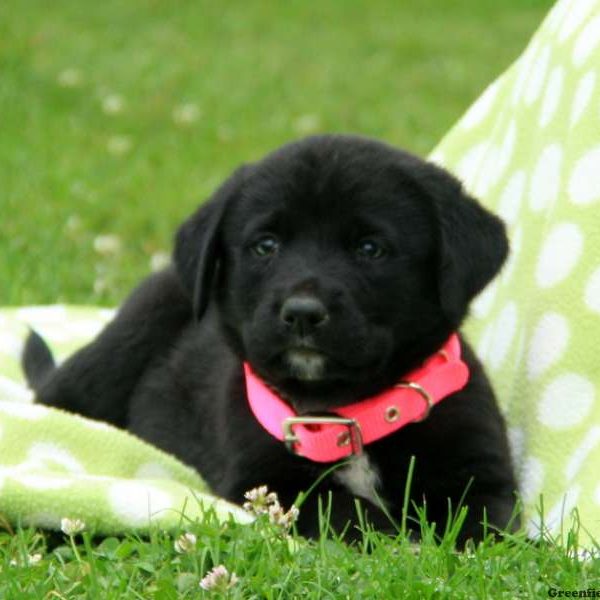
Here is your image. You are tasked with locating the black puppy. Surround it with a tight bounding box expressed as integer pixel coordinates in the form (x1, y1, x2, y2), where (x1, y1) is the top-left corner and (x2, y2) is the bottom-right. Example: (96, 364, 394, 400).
(23, 135, 518, 543)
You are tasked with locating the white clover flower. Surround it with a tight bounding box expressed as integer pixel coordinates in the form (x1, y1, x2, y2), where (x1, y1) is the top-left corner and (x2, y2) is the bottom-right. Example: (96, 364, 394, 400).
(7, 554, 42, 567)
(150, 251, 171, 272)
(57, 68, 83, 88)
(28, 553, 43, 565)
(294, 113, 321, 135)
(174, 532, 197, 554)
(107, 135, 133, 156)
(172, 103, 201, 126)
(102, 94, 125, 115)
(268, 503, 299, 529)
(60, 517, 86, 536)
(65, 214, 83, 235)
(244, 485, 267, 502)
(242, 485, 299, 529)
(282, 505, 300, 528)
(199, 564, 239, 591)
(217, 125, 234, 142)
(242, 485, 279, 515)
(93, 234, 122, 256)
(93, 277, 109, 295)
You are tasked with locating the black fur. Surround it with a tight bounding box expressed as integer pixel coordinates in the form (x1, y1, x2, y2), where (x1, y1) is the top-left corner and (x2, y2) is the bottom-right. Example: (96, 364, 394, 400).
(23, 135, 518, 544)
(22, 329, 55, 390)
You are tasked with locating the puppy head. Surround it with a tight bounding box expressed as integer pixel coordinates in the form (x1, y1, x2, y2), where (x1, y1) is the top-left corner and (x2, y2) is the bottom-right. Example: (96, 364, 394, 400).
(174, 135, 507, 406)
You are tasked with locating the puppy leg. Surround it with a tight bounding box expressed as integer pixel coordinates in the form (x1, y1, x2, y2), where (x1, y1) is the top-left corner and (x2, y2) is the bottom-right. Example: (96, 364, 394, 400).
(34, 267, 192, 426)
(454, 492, 520, 546)
(230, 477, 395, 542)
(297, 488, 397, 543)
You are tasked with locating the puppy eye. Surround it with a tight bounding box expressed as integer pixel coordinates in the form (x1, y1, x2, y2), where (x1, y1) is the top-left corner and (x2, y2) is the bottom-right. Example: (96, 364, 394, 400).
(356, 239, 387, 260)
(251, 235, 280, 257)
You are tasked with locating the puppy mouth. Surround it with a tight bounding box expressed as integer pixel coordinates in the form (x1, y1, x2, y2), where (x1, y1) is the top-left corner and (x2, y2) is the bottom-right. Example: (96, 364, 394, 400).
(284, 348, 327, 382)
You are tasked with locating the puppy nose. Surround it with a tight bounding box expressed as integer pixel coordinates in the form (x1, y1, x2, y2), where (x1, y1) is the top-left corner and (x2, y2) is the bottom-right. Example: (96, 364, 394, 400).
(280, 295, 329, 332)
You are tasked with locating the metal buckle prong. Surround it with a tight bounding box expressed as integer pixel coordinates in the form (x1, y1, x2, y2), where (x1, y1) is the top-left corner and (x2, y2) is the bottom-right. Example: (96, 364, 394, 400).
(282, 416, 363, 456)
(395, 381, 434, 422)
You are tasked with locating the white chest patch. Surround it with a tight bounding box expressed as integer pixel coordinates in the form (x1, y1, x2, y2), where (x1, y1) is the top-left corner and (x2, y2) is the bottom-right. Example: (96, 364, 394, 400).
(333, 453, 384, 508)
(285, 349, 325, 381)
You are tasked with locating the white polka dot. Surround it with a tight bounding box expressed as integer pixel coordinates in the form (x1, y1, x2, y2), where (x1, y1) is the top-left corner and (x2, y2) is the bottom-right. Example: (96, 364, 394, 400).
(535, 223, 584, 288)
(498, 170, 526, 226)
(537, 373, 595, 429)
(30, 328, 70, 344)
(520, 456, 545, 504)
(476, 322, 494, 363)
(11, 474, 72, 490)
(526, 313, 570, 380)
(99, 309, 117, 321)
(474, 145, 501, 197)
(514, 329, 527, 371)
(472, 281, 498, 319)
(584, 266, 600, 313)
(473, 124, 516, 196)
(512, 40, 540, 106)
(15, 306, 68, 324)
(488, 302, 518, 370)
(595, 483, 600, 505)
(502, 226, 522, 284)
(508, 427, 525, 468)
(565, 426, 600, 481)
(539, 66, 564, 128)
(27, 443, 86, 474)
(558, 0, 596, 42)
(546, 0, 573, 33)
(570, 71, 596, 127)
(456, 142, 490, 185)
(194, 493, 255, 524)
(495, 120, 517, 184)
(135, 462, 174, 481)
(568, 145, 600, 205)
(21, 511, 62, 530)
(0, 377, 34, 404)
(525, 516, 542, 539)
(524, 45, 551, 106)
(528, 485, 581, 538)
(0, 400, 47, 420)
(546, 487, 580, 529)
(109, 481, 174, 525)
(61, 320, 106, 340)
(573, 14, 600, 66)
(80, 416, 113, 431)
(428, 150, 446, 167)
(529, 144, 563, 212)
(0, 331, 25, 360)
(461, 81, 500, 129)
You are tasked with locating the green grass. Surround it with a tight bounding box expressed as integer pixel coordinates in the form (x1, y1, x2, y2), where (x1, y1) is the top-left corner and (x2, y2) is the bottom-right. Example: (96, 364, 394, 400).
(5, 1, 594, 597)
(1, 502, 598, 599)
(2, 0, 549, 305)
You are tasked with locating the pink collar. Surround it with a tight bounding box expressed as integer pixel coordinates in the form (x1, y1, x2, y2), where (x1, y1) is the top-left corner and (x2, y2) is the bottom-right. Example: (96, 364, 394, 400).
(243, 334, 470, 463)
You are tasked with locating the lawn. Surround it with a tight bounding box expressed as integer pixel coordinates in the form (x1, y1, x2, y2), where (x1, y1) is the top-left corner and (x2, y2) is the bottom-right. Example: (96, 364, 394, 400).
(1, 496, 599, 598)
(2, 0, 550, 306)
(5, 1, 598, 598)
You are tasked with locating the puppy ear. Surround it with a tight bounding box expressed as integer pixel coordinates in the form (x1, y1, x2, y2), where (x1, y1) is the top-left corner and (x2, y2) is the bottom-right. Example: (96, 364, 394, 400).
(174, 166, 247, 320)
(421, 166, 508, 324)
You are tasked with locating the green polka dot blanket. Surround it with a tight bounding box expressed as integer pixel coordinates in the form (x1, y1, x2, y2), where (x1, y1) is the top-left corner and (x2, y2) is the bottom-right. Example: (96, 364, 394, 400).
(431, 0, 600, 545)
(0, 307, 251, 535)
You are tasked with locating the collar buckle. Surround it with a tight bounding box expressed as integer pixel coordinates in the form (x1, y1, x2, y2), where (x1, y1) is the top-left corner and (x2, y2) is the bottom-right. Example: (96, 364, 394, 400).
(394, 381, 434, 422)
(282, 416, 363, 456)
